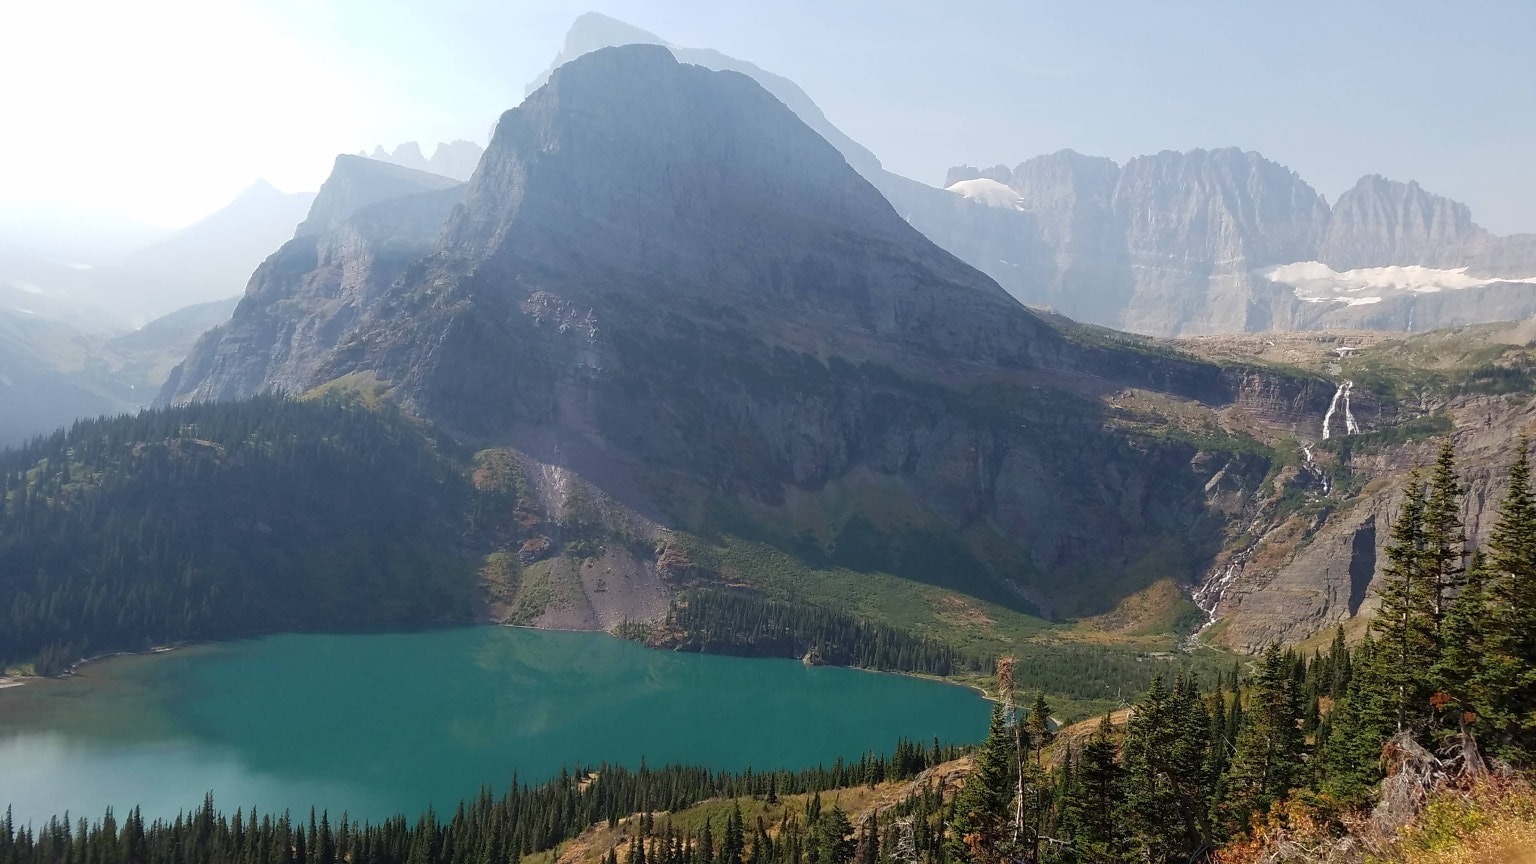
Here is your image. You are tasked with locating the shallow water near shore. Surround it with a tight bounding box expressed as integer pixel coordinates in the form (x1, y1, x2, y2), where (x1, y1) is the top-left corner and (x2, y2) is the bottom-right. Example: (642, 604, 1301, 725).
(0, 627, 987, 824)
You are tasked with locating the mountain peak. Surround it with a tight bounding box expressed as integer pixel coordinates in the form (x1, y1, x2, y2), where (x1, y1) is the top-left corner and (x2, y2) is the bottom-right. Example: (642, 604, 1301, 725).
(297, 154, 462, 237)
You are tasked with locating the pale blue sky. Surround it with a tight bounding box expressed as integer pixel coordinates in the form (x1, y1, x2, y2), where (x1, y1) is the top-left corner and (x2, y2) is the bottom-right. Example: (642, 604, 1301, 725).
(3, 0, 1531, 233)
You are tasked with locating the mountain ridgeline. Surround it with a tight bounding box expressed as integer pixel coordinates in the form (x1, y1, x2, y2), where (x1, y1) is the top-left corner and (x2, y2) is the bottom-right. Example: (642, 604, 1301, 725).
(935, 156, 1536, 336)
(152, 44, 1339, 649)
(536, 13, 1536, 339)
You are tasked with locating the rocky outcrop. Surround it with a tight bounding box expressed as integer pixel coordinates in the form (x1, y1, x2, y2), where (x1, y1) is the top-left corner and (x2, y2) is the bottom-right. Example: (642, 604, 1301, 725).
(365, 141, 486, 182)
(1214, 394, 1536, 649)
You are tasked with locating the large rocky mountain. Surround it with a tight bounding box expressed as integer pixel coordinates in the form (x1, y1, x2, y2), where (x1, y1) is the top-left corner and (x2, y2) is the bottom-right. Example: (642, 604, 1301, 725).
(528, 13, 1534, 339)
(165, 45, 1339, 634)
(943, 157, 1536, 336)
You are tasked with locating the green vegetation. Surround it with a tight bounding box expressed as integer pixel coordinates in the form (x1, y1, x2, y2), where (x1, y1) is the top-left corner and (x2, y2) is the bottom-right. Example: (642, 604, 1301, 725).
(0, 396, 479, 674)
(0, 737, 963, 864)
(637, 588, 1232, 721)
(8, 435, 1534, 863)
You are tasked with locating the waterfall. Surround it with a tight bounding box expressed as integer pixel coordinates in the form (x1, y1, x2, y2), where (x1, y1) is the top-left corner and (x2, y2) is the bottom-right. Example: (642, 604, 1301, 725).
(1322, 380, 1358, 440)
(1302, 444, 1329, 495)
(1342, 381, 1360, 434)
(1322, 383, 1343, 440)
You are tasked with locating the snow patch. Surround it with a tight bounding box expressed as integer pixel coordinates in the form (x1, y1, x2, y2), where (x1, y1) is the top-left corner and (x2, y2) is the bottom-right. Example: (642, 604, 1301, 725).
(944, 178, 1025, 210)
(1264, 261, 1536, 306)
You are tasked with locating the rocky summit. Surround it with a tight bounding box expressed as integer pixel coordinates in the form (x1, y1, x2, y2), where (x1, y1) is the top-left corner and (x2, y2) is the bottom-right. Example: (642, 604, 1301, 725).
(163, 45, 1340, 631)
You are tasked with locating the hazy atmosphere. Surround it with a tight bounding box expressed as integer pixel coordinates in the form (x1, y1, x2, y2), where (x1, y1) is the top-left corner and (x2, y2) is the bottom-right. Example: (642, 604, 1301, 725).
(4, 0, 1533, 233)
(5, 4, 1536, 861)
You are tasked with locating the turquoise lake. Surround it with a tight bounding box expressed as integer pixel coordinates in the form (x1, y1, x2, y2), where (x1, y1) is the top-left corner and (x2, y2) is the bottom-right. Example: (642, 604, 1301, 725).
(0, 627, 988, 824)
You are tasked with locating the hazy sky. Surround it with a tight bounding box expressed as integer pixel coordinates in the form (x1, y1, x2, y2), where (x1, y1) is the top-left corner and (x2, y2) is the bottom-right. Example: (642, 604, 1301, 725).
(3, 0, 1532, 233)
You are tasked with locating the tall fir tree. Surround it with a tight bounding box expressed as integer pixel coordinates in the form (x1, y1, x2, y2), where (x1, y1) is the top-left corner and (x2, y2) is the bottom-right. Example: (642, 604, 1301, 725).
(1061, 715, 1126, 863)
(948, 703, 1016, 864)
(1371, 471, 1438, 731)
(1219, 645, 1305, 835)
(1479, 437, 1536, 758)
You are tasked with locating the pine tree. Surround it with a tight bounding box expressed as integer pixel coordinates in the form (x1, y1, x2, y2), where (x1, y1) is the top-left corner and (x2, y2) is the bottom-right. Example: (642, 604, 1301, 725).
(1061, 715, 1125, 862)
(1479, 437, 1536, 758)
(1371, 472, 1438, 731)
(1120, 675, 1207, 863)
(1219, 645, 1304, 835)
(947, 703, 1015, 864)
(1422, 440, 1468, 628)
(1432, 551, 1493, 732)
(1320, 636, 1395, 807)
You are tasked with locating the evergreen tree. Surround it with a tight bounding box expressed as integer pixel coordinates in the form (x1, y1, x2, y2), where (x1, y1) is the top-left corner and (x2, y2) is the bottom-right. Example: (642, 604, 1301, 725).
(1120, 675, 1208, 863)
(1432, 551, 1493, 732)
(947, 704, 1015, 864)
(1319, 636, 1395, 807)
(1480, 438, 1536, 759)
(1219, 645, 1304, 835)
(1371, 472, 1437, 731)
(1061, 715, 1126, 863)
(1422, 441, 1468, 629)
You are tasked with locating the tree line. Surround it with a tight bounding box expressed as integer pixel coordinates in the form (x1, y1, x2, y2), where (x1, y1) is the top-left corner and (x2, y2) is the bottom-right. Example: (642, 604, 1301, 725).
(635, 590, 1227, 711)
(0, 738, 964, 864)
(0, 396, 478, 674)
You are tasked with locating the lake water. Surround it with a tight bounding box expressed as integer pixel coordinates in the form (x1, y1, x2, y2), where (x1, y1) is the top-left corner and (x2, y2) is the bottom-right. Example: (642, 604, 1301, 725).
(0, 627, 988, 825)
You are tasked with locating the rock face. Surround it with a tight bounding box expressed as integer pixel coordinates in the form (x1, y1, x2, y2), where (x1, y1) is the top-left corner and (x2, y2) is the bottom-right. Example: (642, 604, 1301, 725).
(1211, 393, 1536, 650)
(164, 45, 1318, 624)
(934, 158, 1536, 336)
(162, 156, 463, 403)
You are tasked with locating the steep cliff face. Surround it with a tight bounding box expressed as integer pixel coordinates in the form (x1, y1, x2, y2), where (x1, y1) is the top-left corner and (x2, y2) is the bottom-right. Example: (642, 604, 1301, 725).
(1319, 176, 1483, 271)
(1111, 149, 1332, 335)
(163, 45, 1314, 626)
(1318, 175, 1536, 278)
(938, 156, 1536, 337)
(162, 157, 463, 403)
(1171, 324, 1536, 651)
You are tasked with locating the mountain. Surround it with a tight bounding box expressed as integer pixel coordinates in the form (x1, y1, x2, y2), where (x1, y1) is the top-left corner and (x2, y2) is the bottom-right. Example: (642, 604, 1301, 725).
(161, 156, 464, 403)
(114, 180, 315, 319)
(0, 296, 238, 447)
(165, 44, 1339, 641)
(366, 140, 486, 181)
(530, 13, 1536, 339)
(942, 154, 1536, 336)
(526, 12, 883, 178)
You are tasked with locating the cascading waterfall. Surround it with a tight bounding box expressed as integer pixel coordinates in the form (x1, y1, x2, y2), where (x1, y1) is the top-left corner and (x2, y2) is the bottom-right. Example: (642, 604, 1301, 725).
(1302, 444, 1329, 495)
(1322, 380, 1358, 440)
(1342, 381, 1360, 434)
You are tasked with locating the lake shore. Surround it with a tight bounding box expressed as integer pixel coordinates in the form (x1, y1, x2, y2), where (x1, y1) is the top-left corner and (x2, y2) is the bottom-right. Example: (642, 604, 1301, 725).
(0, 644, 189, 692)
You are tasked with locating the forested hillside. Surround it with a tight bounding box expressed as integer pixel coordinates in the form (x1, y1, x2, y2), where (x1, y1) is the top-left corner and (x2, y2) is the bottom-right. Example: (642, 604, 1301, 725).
(0, 396, 478, 673)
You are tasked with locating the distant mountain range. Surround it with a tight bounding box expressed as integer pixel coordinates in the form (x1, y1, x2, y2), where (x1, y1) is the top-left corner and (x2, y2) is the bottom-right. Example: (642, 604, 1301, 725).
(0, 296, 238, 446)
(939, 155, 1536, 335)
(0, 180, 312, 328)
(542, 13, 1536, 338)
